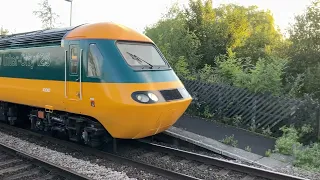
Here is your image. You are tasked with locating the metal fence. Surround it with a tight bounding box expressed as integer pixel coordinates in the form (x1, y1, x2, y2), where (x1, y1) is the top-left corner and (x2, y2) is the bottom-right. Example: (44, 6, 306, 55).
(181, 78, 320, 136)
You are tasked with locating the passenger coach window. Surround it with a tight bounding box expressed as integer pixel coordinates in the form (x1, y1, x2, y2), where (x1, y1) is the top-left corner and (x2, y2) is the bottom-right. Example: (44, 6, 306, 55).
(87, 44, 103, 77)
(70, 46, 78, 74)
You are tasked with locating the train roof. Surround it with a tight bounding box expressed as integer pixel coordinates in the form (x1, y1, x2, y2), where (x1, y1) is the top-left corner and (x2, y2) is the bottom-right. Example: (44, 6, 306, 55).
(0, 26, 80, 49)
(64, 22, 152, 42)
(0, 22, 152, 50)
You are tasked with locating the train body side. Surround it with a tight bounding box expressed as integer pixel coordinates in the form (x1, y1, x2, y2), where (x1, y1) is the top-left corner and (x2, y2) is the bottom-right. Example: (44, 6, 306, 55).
(0, 39, 192, 139)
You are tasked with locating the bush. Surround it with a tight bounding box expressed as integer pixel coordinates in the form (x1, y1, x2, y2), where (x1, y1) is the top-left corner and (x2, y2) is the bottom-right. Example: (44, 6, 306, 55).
(294, 143, 320, 172)
(173, 56, 194, 80)
(304, 64, 320, 99)
(212, 55, 288, 96)
(274, 125, 320, 172)
(274, 125, 302, 155)
(244, 56, 287, 96)
(197, 64, 226, 84)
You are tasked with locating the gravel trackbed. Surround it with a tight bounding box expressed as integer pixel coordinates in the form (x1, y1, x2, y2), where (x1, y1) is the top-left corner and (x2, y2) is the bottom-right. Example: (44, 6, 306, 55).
(0, 131, 136, 180)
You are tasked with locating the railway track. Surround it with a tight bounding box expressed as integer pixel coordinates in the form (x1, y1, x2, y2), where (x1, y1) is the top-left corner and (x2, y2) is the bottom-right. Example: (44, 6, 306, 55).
(129, 140, 308, 180)
(0, 122, 309, 180)
(0, 142, 89, 180)
(0, 123, 199, 180)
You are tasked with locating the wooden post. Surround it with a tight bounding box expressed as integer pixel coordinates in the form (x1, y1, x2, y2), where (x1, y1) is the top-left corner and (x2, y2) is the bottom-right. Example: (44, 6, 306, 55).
(317, 106, 320, 140)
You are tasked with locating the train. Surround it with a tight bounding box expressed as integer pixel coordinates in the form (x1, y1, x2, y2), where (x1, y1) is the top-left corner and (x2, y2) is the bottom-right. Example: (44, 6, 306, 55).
(0, 22, 192, 147)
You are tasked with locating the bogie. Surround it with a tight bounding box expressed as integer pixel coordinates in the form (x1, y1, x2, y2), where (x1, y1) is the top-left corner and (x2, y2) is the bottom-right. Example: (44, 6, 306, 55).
(0, 101, 111, 148)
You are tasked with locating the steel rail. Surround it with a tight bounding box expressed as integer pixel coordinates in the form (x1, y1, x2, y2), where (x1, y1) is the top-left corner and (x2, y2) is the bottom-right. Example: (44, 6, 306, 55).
(0, 123, 200, 180)
(135, 140, 308, 180)
(0, 141, 90, 180)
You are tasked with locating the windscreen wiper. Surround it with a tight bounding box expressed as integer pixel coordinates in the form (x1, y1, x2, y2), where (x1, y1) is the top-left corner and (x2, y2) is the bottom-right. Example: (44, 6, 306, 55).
(126, 52, 153, 69)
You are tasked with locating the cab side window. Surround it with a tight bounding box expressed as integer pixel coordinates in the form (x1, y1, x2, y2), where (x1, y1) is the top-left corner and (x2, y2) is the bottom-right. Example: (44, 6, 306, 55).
(70, 46, 78, 74)
(88, 44, 103, 77)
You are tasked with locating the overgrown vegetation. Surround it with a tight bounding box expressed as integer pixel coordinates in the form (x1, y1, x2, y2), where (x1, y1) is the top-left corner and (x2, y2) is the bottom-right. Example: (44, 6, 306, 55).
(272, 125, 320, 172)
(245, 146, 251, 152)
(274, 125, 303, 155)
(144, 0, 320, 171)
(145, 1, 320, 129)
(220, 134, 238, 147)
(145, 0, 320, 99)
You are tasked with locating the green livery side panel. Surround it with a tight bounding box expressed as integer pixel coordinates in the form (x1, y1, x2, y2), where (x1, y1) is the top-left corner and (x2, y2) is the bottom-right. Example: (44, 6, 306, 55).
(0, 45, 65, 81)
(0, 39, 181, 83)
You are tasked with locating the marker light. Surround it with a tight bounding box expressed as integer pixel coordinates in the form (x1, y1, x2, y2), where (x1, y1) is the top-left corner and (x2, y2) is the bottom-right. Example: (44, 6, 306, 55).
(136, 94, 149, 103)
(148, 92, 158, 102)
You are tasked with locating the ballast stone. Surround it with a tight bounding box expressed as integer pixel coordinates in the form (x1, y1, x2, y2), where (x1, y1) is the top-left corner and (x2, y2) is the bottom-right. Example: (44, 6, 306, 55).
(0, 131, 136, 180)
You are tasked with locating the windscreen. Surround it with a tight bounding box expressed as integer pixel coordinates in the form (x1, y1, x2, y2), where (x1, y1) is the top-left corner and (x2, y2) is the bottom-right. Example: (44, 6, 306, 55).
(116, 41, 168, 68)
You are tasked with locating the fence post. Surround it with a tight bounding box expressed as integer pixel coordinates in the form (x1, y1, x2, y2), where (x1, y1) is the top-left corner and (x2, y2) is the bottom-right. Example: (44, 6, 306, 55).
(317, 106, 320, 140)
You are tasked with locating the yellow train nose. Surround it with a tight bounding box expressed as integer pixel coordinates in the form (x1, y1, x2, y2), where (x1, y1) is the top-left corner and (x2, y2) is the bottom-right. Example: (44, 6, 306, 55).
(102, 98, 192, 139)
(89, 81, 192, 139)
(133, 108, 183, 139)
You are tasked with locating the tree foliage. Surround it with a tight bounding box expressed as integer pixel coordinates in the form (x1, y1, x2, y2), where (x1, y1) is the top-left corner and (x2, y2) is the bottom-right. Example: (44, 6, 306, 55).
(144, 1, 320, 166)
(33, 0, 60, 29)
(143, 0, 320, 99)
(284, 0, 320, 98)
(144, 3, 201, 76)
(0, 26, 9, 35)
(183, 0, 284, 66)
(184, 0, 228, 67)
(145, 0, 284, 69)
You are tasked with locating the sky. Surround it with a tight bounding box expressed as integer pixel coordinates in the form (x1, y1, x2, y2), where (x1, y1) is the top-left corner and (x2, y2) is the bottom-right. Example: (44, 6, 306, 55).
(0, 0, 315, 35)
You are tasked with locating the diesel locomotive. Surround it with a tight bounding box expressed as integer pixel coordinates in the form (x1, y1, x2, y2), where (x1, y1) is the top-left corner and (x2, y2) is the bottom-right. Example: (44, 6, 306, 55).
(0, 22, 192, 147)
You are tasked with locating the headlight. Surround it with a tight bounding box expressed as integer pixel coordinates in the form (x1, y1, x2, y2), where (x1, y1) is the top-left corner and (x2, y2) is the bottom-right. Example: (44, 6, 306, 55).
(132, 91, 160, 103)
(136, 94, 149, 103)
(148, 92, 158, 102)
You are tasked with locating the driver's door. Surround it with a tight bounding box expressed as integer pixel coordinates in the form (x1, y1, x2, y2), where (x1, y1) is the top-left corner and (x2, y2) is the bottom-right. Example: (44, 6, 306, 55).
(67, 41, 82, 101)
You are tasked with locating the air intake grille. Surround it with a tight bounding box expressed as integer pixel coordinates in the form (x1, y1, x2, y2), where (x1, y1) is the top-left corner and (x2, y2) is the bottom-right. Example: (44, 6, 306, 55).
(160, 89, 183, 101)
(0, 26, 81, 49)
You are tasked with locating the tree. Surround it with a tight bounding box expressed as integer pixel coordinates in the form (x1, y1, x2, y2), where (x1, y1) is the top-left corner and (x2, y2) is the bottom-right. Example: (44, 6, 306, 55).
(33, 0, 60, 29)
(182, 0, 284, 66)
(0, 26, 9, 35)
(184, 0, 229, 68)
(287, 0, 320, 75)
(144, 3, 201, 76)
(144, 0, 289, 94)
(214, 4, 284, 63)
(285, 0, 320, 97)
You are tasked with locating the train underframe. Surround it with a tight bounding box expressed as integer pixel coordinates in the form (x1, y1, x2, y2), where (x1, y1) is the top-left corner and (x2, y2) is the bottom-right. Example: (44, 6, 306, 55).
(0, 101, 113, 148)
